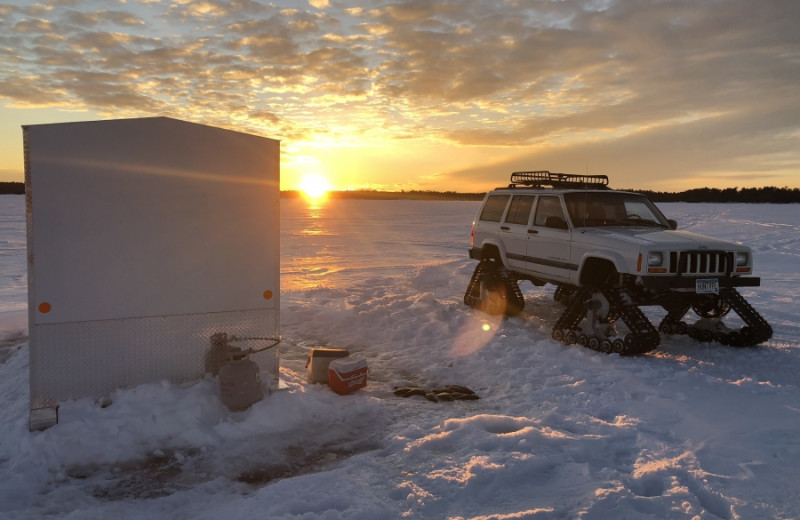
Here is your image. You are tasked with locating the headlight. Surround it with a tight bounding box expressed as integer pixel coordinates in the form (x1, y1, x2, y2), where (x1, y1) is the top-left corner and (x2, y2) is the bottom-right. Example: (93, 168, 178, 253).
(647, 252, 664, 267)
(735, 252, 748, 266)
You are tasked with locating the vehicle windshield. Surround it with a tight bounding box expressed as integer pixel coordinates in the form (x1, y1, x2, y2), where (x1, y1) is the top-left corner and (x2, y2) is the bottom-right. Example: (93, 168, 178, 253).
(564, 192, 670, 228)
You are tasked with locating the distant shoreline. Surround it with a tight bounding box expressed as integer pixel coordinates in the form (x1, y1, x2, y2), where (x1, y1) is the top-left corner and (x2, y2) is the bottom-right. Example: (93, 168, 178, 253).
(0, 182, 24, 195)
(281, 190, 485, 201)
(4, 182, 799, 203)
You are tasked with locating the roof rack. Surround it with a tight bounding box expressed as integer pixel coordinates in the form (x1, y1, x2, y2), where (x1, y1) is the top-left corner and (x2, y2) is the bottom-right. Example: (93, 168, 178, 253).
(509, 170, 609, 189)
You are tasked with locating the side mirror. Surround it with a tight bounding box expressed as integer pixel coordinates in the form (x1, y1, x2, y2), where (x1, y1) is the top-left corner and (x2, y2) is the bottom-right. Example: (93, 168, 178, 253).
(667, 219, 678, 230)
(544, 216, 569, 230)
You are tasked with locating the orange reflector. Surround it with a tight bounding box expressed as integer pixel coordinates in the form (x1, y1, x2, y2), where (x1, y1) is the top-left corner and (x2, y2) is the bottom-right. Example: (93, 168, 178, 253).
(736, 267, 751, 273)
(648, 268, 668, 274)
(263, 290, 273, 299)
(38, 302, 52, 314)
(637, 253, 642, 272)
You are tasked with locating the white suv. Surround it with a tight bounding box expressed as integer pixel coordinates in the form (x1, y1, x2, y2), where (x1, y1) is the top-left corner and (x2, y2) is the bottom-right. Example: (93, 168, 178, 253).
(465, 171, 772, 354)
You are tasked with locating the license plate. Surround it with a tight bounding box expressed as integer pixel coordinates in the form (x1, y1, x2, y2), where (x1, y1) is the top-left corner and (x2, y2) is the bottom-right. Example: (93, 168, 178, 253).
(696, 278, 719, 294)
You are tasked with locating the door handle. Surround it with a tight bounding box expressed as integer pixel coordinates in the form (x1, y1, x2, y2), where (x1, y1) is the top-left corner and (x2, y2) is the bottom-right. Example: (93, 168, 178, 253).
(528, 229, 538, 234)
(500, 226, 510, 231)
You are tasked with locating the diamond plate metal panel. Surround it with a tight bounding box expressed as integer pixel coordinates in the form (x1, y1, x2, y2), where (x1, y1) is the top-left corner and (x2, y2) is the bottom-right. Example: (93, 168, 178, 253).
(29, 308, 279, 409)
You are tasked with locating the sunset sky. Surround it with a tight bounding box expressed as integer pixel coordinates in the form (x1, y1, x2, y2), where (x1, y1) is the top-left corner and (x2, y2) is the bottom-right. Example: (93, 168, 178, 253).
(1, 0, 798, 193)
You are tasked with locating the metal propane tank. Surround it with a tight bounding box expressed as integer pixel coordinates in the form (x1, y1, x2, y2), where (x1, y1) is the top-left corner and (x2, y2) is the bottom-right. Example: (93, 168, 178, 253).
(219, 349, 263, 411)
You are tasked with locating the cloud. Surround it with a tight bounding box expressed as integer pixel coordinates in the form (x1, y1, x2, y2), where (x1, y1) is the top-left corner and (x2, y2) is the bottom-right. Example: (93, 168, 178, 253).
(0, 0, 797, 189)
(12, 18, 55, 33)
(164, 0, 268, 21)
(63, 10, 145, 28)
(439, 97, 800, 191)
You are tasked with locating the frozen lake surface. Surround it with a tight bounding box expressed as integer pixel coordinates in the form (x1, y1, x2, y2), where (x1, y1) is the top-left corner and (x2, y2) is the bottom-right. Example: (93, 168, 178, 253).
(1, 195, 799, 519)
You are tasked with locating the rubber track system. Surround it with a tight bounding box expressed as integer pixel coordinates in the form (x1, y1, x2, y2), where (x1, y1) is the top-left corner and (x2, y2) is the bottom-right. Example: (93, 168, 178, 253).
(552, 285, 660, 355)
(658, 288, 772, 347)
(464, 261, 525, 316)
(464, 260, 491, 308)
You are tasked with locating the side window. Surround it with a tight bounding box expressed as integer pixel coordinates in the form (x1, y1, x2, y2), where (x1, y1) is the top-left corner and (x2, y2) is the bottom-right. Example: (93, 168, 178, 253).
(479, 195, 510, 222)
(534, 196, 567, 229)
(504, 195, 535, 225)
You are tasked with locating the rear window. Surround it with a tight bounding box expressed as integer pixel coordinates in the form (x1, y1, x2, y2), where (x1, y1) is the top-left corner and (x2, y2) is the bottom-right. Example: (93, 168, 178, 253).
(505, 195, 535, 225)
(533, 195, 565, 227)
(479, 195, 510, 222)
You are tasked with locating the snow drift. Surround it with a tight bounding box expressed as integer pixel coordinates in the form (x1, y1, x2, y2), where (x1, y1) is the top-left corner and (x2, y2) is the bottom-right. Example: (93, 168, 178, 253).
(0, 196, 798, 519)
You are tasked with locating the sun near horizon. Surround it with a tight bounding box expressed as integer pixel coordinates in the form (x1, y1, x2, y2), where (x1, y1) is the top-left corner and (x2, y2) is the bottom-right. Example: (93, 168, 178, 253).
(298, 173, 333, 200)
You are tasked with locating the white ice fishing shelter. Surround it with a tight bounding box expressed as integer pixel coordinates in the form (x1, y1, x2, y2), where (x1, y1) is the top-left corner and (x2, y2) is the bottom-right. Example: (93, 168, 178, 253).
(24, 117, 280, 429)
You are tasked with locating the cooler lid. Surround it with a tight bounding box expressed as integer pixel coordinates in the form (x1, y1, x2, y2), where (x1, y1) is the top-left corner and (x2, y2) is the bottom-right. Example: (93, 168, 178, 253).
(329, 357, 367, 374)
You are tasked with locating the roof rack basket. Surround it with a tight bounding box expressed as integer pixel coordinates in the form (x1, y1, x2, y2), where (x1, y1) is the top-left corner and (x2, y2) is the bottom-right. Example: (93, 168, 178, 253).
(510, 170, 609, 189)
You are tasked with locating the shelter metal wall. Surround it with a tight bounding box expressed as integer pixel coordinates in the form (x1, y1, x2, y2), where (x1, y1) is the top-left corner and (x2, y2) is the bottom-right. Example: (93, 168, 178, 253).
(24, 117, 280, 413)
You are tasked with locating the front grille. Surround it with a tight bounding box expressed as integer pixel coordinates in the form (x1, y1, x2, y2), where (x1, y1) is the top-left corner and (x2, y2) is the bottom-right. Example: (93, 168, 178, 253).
(669, 251, 732, 276)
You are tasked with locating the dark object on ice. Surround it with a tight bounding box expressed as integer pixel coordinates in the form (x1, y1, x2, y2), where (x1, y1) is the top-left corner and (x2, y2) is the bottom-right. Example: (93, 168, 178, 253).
(306, 348, 350, 384)
(393, 384, 480, 402)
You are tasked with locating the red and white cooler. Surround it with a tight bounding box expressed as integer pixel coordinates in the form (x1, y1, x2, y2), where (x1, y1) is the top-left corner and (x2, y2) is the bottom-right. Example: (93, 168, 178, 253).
(328, 357, 368, 395)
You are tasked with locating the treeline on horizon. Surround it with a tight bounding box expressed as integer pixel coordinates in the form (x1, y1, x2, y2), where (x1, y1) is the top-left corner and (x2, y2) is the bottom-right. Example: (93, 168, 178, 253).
(632, 186, 800, 203)
(281, 189, 485, 201)
(3, 182, 800, 202)
(286, 186, 800, 203)
(0, 182, 24, 195)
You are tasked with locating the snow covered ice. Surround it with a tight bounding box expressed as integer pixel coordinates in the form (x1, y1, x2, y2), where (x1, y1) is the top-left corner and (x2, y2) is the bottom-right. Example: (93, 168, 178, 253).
(1, 195, 799, 519)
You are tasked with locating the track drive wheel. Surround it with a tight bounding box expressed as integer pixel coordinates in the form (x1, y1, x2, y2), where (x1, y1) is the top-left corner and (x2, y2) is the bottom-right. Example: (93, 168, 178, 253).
(692, 296, 731, 319)
(469, 260, 524, 317)
(478, 266, 508, 316)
